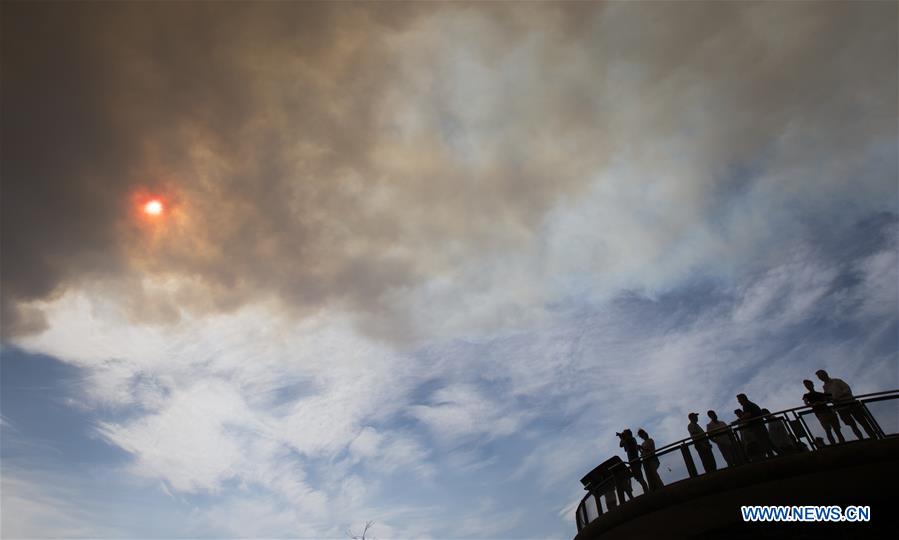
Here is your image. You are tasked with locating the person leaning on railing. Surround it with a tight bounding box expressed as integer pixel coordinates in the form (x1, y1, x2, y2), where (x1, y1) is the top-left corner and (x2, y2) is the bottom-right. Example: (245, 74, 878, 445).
(802, 379, 845, 445)
(816, 370, 877, 440)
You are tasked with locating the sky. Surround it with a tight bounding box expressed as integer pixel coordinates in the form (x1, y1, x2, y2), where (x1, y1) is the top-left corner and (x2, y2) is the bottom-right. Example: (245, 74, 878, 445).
(1, 1, 897, 538)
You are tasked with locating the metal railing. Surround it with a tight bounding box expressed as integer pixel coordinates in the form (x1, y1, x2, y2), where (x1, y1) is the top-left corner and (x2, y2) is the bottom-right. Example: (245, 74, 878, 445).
(574, 389, 899, 533)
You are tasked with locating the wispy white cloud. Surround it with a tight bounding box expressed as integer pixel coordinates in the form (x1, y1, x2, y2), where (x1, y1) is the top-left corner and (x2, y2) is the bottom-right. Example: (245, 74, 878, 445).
(409, 383, 531, 445)
(1, 473, 125, 538)
(9, 219, 897, 538)
(501, 236, 897, 503)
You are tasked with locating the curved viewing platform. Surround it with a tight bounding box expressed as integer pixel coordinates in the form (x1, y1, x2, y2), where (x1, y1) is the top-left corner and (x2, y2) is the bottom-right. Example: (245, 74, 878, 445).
(574, 390, 899, 539)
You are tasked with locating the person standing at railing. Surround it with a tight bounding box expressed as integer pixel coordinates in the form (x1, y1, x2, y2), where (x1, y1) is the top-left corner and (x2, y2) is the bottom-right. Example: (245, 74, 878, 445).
(617, 429, 649, 492)
(706, 410, 738, 467)
(815, 370, 877, 440)
(687, 413, 718, 473)
(637, 429, 664, 491)
(733, 409, 760, 461)
(737, 393, 778, 458)
(802, 379, 845, 445)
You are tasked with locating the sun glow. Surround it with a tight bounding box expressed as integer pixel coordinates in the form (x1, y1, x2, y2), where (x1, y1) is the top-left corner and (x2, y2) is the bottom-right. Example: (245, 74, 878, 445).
(144, 200, 163, 215)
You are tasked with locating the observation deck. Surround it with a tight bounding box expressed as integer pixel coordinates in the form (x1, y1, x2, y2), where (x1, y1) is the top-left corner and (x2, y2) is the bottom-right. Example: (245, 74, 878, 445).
(573, 390, 899, 539)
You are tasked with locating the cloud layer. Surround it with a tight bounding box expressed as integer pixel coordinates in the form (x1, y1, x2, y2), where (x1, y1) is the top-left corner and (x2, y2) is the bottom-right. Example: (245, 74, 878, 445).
(2, 2, 897, 538)
(3, 2, 895, 343)
(7, 215, 896, 537)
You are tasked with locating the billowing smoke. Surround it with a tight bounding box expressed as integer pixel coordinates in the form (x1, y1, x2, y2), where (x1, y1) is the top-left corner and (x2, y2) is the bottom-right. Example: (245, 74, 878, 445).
(2, 1, 895, 341)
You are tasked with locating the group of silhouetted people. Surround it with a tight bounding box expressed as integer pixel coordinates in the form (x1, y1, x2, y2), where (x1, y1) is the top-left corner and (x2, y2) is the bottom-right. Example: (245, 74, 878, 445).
(694, 371, 876, 469)
(685, 393, 788, 474)
(677, 397, 785, 473)
(616, 429, 663, 494)
(603, 370, 876, 508)
(610, 427, 664, 507)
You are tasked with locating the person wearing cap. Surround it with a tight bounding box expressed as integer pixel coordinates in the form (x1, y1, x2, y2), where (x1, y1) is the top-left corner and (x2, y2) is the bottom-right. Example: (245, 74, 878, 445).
(688, 412, 717, 473)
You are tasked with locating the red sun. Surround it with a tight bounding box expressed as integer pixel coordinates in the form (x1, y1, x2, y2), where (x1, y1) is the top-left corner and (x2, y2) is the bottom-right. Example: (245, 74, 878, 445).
(144, 199, 164, 216)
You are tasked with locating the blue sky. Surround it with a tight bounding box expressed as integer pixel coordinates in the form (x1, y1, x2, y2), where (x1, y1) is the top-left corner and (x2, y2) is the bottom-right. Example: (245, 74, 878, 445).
(2, 2, 898, 539)
(3, 214, 897, 538)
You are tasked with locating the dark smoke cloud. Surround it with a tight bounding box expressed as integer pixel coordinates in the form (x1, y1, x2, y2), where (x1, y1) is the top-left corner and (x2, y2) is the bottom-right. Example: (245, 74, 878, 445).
(1, 1, 418, 335)
(2, 1, 896, 341)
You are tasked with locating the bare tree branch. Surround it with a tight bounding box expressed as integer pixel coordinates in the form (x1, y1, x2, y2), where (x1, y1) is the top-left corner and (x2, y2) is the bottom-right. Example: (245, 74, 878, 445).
(347, 520, 375, 540)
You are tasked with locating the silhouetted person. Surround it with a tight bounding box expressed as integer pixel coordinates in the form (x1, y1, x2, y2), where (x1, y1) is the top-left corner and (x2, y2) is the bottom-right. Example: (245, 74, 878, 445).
(816, 370, 876, 440)
(737, 393, 777, 458)
(637, 428, 664, 491)
(733, 409, 760, 461)
(688, 412, 717, 473)
(617, 429, 648, 492)
(802, 379, 844, 445)
(761, 408, 796, 454)
(706, 410, 738, 466)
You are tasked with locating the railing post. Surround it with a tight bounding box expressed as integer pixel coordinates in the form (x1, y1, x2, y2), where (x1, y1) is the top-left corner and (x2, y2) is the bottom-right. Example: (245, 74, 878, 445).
(730, 428, 748, 464)
(793, 411, 815, 449)
(592, 490, 604, 517)
(859, 400, 886, 439)
(784, 411, 813, 450)
(681, 443, 698, 478)
(795, 411, 821, 450)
